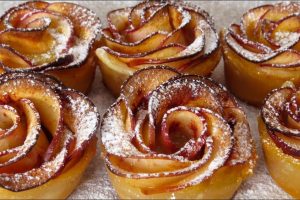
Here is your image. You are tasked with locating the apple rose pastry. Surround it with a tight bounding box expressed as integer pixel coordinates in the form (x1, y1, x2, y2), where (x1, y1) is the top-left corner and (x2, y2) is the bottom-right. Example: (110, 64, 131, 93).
(96, 0, 221, 96)
(0, 1, 101, 93)
(222, 2, 300, 106)
(101, 66, 256, 199)
(0, 72, 99, 199)
(259, 82, 300, 198)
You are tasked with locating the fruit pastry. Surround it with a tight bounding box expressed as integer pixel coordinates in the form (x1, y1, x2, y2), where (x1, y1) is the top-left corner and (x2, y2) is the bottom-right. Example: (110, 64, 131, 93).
(0, 72, 99, 199)
(0, 1, 101, 93)
(222, 2, 300, 106)
(96, 0, 221, 96)
(101, 66, 256, 199)
(259, 82, 300, 198)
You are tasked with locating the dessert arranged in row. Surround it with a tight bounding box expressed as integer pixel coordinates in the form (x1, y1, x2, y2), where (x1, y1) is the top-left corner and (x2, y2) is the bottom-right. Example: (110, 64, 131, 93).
(0, 0, 299, 199)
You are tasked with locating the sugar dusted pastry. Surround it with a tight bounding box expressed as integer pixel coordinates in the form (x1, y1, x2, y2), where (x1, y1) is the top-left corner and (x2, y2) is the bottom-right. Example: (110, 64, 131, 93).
(0, 1, 101, 93)
(0, 72, 99, 199)
(101, 66, 256, 199)
(96, 0, 221, 96)
(222, 2, 300, 106)
(259, 82, 300, 198)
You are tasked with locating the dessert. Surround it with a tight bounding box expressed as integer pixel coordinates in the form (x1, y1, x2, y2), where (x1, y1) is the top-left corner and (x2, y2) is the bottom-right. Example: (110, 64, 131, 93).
(96, 0, 221, 96)
(222, 2, 300, 106)
(0, 1, 101, 93)
(259, 82, 300, 198)
(101, 66, 256, 199)
(0, 72, 99, 199)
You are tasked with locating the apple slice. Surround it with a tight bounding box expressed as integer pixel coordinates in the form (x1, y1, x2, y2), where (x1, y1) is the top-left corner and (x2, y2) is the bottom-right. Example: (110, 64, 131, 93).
(0, 105, 24, 152)
(272, 15, 300, 36)
(262, 87, 296, 134)
(107, 8, 130, 36)
(229, 24, 272, 54)
(61, 89, 99, 160)
(0, 99, 42, 168)
(20, 1, 49, 10)
(0, 127, 72, 192)
(241, 4, 272, 40)
(271, 15, 300, 49)
(263, 2, 300, 22)
(121, 66, 179, 113)
(261, 50, 300, 67)
(159, 107, 207, 157)
(0, 45, 31, 70)
(102, 29, 167, 54)
(125, 6, 172, 43)
(286, 92, 300, 129)
(125, 1, 166, 34)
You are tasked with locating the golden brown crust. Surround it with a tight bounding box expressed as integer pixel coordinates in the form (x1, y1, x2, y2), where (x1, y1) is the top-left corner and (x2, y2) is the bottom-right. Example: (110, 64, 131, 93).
(222, 2, 300, 106)
(259, 83, 300, 198)
(0, 1, 101, 93)
(0, 72, 99, 198)
(101, 66, 256, 199)
(96, 0, 221, 96)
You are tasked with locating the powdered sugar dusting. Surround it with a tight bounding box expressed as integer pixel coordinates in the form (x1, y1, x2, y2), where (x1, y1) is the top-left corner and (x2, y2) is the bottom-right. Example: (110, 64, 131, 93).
(0, 1, 101, 71)
(275, 31, 300, 47)
(100, 0, 219, 67)
(225, 1, 300, 66)
(101, 67, 254, 195)
(0, 72, 99, 192)
(65, 92, 99, 150)
(101, 100, 142, 157)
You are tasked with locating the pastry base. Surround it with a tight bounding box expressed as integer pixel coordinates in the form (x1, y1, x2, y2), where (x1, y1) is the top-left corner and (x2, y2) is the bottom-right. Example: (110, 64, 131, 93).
(47, 50, 97, 94)
(97, 47, 221, 97)
(107, 160, 254, 199)
(222, 38, 300, 106)
(258, 118, 300, 198)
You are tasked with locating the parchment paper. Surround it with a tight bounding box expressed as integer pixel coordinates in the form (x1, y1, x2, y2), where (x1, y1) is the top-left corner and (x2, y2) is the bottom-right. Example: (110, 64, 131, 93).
(0, 1, 292, 199)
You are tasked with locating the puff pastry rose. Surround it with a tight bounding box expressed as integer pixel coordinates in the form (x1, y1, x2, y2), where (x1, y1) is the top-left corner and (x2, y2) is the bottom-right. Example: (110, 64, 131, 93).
(259, 82, 300, 198)
(96, 0, 221, 96)
(0, 1, 101, 93)
(101, 66, 256, 199)
(0, 72, 99, 199)
(222, 2, 300, 106)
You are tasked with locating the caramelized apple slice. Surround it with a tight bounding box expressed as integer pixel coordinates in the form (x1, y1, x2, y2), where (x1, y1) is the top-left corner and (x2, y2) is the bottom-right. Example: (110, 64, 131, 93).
(261, 50, 300, 67)
(0, 45, 31, 70)
(229, 24, 272, 54)
(0, 128, 72, 191)
(102, 29, 167, 54)
(241, 4, 272, 40)
(263, 2, 300, 21)
(125, 6, 172, 42)
(121, 66, 179, 112)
